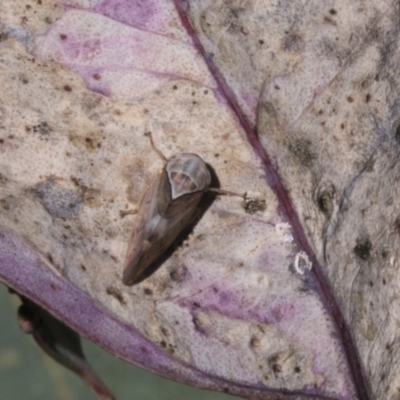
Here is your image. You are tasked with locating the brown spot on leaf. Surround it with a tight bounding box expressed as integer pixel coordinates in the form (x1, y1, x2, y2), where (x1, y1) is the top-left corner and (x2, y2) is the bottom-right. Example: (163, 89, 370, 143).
(106, 286, 127, 305)
(251, 338, 261, 347)
(354, 237, 372, 261)
(82, 187, 102, 208)
(289, 139, 315, 167)
(316, 184, 336, 215)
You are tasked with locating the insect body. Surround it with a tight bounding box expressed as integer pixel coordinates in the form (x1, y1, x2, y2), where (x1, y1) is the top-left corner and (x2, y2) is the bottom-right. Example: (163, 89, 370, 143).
(123, 134, 215, 285)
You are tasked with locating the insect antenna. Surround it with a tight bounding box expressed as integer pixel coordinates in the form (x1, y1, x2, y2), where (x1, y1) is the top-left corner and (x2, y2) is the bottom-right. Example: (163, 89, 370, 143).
(144, 132, 167, 162)
(207, 187, 246, 198)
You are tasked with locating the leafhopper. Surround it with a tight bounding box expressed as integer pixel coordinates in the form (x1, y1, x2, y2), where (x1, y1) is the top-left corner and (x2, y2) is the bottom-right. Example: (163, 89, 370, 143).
(122, 133, 243, 286)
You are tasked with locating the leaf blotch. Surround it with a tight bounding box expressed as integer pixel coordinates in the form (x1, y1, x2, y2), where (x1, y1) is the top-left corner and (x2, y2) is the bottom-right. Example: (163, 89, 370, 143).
(34, 179, 82, 219)
(288, 139, 315, 167)
(106, 286, 126, 305)
(354, 238, 372, 260)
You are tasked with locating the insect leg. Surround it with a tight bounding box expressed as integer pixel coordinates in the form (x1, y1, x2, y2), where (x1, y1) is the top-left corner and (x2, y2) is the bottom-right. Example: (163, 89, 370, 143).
(144, 132, 167, 162)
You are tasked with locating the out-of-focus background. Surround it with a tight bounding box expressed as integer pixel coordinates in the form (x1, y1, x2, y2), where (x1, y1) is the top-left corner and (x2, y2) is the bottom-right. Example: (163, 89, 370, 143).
(0, 285, 237, 400)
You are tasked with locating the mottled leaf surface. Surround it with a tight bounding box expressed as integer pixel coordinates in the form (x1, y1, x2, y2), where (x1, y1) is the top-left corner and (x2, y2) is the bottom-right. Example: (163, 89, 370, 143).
(1, 1, 398, 399)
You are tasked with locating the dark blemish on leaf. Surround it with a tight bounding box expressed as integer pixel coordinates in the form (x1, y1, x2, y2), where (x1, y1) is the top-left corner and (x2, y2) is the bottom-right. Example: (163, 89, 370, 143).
(193, 316, 201, 327)
(0, 32, 9, 42)
(160, 341, 167, 348)
(92, 73, 101, 80)
(203, 90, 208, 95)
(170, 270, 179, 281)
(0, 198, 10, 210)
(316, 184, 336, 215)
(34, 179, 82, 218)
(172, 85, 178, 90)
(47, 253, 54, 264)
(324, 16, 337, 25)
(369, 281, 374, 287)
(288, 139, 315, 167)
(250, 338, 260, 347)
(274, 85, 280, 90)
(106, 286, 126, 304)
(272, 363, 282, 373)
(169, 266, 187, 282)
(0, 139, 4, 144)
(394, 217, 400, 234)
(259, 39, 264, 45)
(366, 93, 371, 103)
(119, 209, 136, 218)
(353, 238, 372, 261)
(193, 302, 201, 308)
(294, 366, 301, 373)
(161, 327, 169, 336)
(44, 16, 52, 24)
(50, 283, 58, 290)
(0, 174, 8, 186)
(144, 288, 153, 295)
(82, 187, 101, 208)
(59, 33, 67, 40)
(383, 278, 387, 285)
(243, 197, 266, 214)
(32, 121, 52, 135)
(341, 123, 345, 129)
(394, 125, 400, 144)
(347, 96, 354, 103)
(63, 85, 72, 92)
(318, 109, 323, 115)
(70, 176, 80, 186)
(329, 9, 337, 15)
(80, 264, 86, 271)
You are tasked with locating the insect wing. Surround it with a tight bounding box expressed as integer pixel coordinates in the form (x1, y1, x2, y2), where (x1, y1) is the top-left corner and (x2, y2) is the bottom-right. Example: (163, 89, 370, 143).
(122, 171, 202, 285)
(123, 153, 211, 286)
(122, 180, 157, 285)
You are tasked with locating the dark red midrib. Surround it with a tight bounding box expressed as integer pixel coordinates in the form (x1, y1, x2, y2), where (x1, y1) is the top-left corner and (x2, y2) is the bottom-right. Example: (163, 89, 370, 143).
(173, 1, 370, 399)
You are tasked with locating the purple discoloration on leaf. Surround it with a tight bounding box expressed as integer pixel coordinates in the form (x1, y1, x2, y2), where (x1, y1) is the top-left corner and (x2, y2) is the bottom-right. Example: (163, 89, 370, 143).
(2, 0, 397, 399)
(34, 8, 215, 99)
